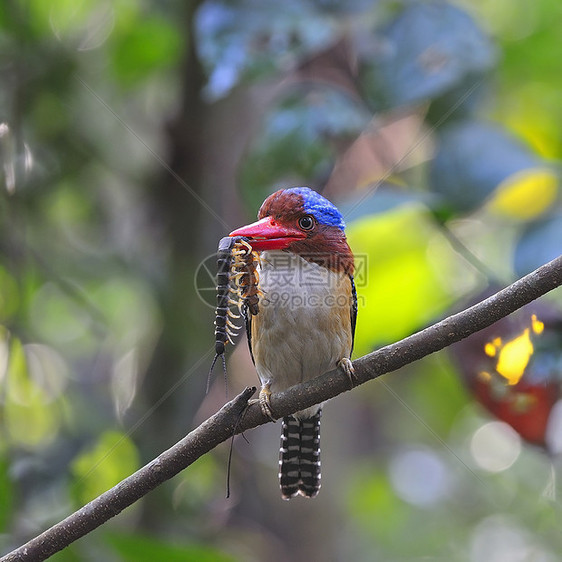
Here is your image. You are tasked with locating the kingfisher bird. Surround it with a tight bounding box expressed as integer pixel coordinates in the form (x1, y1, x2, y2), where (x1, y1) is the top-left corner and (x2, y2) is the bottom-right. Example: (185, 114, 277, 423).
(229, 187, 357, 499)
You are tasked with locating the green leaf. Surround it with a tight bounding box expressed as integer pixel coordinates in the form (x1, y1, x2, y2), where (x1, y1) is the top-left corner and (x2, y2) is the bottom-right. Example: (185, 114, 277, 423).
(347, 204, 465, 355)
(0, 457, 14, 532)
(105, 532, 237, 562)
(89, 277, 159, 348)
(173, 455, 221, 509)
(47, 546, 82, 562)
(0, 266, 19, 322)
(347, 468, 410, 542)
(4, 338, 61, 448)
(110, 17, 182, 87)
(30, 283, 90, 345)
(397, 354, 470, 437)
(70, 430, 139, 506)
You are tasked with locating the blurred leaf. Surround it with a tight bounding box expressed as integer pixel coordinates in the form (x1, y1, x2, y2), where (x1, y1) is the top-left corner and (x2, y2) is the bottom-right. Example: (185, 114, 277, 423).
(27, 0, 98, 37)
(347, 204, 467, 354)
(46, 182, 95, 226)
(172, 455, 221, 510)
(24, 343, 69, 402)
(339, 185, 434, 223)
(4, 337, 60, 448)
(0, 266, 19, 321)
(430, 120, 541, 213)
(499, 0, 562, 96)
(347, 458, 462, 558)
(347, 468, 410, 542)
(486, 168, 559, 220)
(497, 83, 562, 159)
(195, 0, 337, 99)
(240, 88, 369, 209)
(45, 546, 82, 562)
(111, 348, 139, 421)
(240, 127, 330, 212)
(90, 277, 160, 350)
(0, 122, 16, 194)
(0, 456, 14, 532)
(70, 430, 139, 505)
(359, 2, 496, 109)
(0, 326, 8, 387)
(30, 283, 90, 345)
(110, 17, 182, 87)
(105, 532, 237, 562)
(5, 337, 26, 396)
(514, 215, 562, 276)
(31, 92, 71, 138)
(401, 355, 469, 437)
(499, 7, 562, 162)
(43, 181, 104, 251)
(426, 73, 491, 124)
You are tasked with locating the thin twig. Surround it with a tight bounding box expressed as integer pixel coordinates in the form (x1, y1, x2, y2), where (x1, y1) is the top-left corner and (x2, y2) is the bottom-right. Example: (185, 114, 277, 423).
(2, 254, 562, 562)
(237, 254, 562, 430)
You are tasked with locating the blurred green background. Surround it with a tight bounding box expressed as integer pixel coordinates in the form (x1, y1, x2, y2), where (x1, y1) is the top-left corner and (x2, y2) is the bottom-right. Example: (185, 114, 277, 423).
(1, 0, 562, 560)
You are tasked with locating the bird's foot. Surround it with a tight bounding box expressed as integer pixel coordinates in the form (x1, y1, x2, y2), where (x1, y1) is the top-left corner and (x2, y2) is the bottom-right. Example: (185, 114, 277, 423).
(338, 357, 356, 389)
(249, 383, 277, 421)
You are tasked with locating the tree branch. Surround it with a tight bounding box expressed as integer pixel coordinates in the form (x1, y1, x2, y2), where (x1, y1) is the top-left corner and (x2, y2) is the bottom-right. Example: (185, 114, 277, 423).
(3, 255, 562, 561)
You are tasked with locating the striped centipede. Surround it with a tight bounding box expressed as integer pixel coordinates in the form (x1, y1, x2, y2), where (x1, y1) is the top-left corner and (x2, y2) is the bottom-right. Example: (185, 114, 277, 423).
(208, 236, 261, 390)
(230, 237, 261, 316)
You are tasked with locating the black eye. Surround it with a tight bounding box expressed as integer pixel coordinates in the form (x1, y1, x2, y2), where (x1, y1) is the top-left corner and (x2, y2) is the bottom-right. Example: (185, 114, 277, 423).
(298, 215, 315, 231)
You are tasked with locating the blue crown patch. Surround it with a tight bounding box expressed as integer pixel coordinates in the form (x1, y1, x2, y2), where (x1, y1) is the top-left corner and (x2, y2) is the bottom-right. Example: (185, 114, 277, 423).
(287, 187, 346, 230)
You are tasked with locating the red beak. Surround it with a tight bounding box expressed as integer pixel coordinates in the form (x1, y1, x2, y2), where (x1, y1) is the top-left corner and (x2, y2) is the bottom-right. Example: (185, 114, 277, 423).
(229, 216, 306, 251)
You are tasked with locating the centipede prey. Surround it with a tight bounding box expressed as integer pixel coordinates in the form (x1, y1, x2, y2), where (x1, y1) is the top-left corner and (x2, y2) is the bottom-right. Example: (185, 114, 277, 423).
(207, 236, 261, 390)
(231, 237, 261, 316)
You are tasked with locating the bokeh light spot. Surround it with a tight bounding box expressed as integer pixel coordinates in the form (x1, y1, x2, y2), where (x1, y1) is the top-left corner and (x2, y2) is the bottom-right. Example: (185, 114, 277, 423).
(531, 314, 544, 334)
(389, 448, 450, 507)
(495, 329, 533, 385)
(470, 421, 521, 473)
(478, 370, 492, 382)
(545, 400, 562, 455)
(471, 515, 533, 562)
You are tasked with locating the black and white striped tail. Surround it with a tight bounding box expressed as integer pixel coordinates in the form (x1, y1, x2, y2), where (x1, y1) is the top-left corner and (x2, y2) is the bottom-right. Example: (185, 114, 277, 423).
(279, 410, 322, 499)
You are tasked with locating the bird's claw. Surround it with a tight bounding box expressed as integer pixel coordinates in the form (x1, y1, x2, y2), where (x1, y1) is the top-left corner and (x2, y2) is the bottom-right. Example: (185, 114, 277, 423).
(249, 383, 277, 421)
(338, 357, 356, 389)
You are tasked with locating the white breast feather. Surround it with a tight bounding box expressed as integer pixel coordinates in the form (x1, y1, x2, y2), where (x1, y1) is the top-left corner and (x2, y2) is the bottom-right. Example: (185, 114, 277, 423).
(251, 250, 352, 419)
